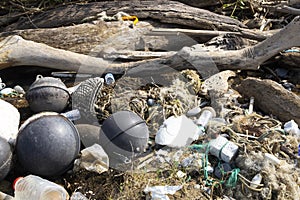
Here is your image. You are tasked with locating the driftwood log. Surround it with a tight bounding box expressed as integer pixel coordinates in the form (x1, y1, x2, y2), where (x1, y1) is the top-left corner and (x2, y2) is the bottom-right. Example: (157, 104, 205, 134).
(1, 1, 244, 31)
(0, 0, 271, 41)
(0, 16, 299, 76)
(237, 77, 300, 124)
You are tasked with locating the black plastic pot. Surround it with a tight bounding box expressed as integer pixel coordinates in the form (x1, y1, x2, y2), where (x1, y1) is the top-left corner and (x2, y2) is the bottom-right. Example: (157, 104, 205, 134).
(16, 112, 80, 177)
(26, 75, 70, 113)
(99, 111, 149, 169)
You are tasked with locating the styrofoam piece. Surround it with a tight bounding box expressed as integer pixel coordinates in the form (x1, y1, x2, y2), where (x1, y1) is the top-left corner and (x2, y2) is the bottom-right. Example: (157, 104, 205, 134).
(155, 115, 199, 148)
(209, 135, 238, 163)
(0, 99, 20, 142)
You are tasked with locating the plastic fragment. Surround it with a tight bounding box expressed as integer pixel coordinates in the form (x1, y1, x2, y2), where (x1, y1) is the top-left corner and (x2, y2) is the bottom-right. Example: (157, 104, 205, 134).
(144, 185, 182, 200)
(71, 192, 88, 200)
(74, 144, 109, 174)
(155, 115, 199, 148)
(250, 173, 262, 188)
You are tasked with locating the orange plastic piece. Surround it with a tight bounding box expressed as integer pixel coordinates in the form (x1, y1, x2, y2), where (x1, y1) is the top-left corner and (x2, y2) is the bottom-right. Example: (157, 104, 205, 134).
(121, 16, 139, 25)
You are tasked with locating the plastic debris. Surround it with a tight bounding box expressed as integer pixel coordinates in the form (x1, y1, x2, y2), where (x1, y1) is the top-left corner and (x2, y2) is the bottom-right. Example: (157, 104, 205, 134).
(250, 173, 262, 188)
(284, 120, 300, 137)
(196, 107, 216, 127)
(14, 175, 69, 200)
(155, 115, 199, 148)
(16, 112, 80, 176)
(121, 15, 139, 25)
(26, 75, 70, 113)
(104, 73, 115, 85)
(74, 144, 109, 174)
(247, 97, 254, 114)
(176, 170, 186, 178)
(61, 109, 81, 121)
(70, 192, 88, 200)
(144, 185, 182, 200)
(99, 111, 149, 168)
(214, 163, 232, 179)
(209, 135, 239, 163)
(0, 99, 20, 143)
(0, 80, 5, 90)
(0, 88, 15, 96)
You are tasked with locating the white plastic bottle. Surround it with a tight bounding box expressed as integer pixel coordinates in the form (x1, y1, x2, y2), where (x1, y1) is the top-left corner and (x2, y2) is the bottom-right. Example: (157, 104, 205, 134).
(14, 175, 69, 200)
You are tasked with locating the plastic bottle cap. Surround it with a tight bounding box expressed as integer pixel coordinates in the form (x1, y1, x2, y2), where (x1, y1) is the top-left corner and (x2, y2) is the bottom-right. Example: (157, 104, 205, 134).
(12, 177, 23, 190)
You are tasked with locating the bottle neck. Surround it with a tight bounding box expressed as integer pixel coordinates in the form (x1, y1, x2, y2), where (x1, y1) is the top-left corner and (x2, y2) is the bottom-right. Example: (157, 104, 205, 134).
(13, 177, 24, 190)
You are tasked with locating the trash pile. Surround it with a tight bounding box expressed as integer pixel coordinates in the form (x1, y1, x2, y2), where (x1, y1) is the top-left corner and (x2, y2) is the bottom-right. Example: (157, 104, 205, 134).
(0, 67, 299, 200)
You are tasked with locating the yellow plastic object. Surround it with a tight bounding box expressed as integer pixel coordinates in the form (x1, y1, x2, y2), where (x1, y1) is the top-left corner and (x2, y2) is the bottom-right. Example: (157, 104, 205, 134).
(121, 16, 139, 25)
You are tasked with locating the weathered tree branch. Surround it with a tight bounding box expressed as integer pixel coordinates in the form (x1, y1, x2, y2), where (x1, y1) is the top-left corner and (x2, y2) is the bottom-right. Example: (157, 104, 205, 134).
(0, 17, 299, 75)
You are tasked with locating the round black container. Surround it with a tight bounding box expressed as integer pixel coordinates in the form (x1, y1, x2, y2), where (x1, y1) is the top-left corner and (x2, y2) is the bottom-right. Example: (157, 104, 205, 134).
(0, 137, 12, 181)
(99, 111, 149, 169)
(26, 76, 70, 113)
(16, 112, 80, 177)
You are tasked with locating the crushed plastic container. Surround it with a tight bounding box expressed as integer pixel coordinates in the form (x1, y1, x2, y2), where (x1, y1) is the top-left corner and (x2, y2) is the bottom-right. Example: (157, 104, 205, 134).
(209, 135, 238, 163)
(14, 175, 69, 200)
